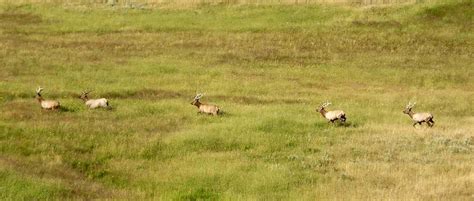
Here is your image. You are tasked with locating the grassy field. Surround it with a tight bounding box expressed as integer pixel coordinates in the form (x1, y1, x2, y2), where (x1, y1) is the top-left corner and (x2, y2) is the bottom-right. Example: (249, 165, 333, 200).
(0, 0, 438, 7)
(0, 0, 473, 200)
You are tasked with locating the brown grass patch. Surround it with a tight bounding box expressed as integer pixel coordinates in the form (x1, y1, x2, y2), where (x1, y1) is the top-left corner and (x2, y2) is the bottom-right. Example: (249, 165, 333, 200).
(215, 95, 303, 105)
(0, 12, 42, 25)
(352, 20, 401, 28)
(103, 88, 184, 100)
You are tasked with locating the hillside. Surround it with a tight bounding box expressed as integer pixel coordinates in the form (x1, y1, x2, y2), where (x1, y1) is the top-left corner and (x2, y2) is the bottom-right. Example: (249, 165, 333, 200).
(0, 0, 472, 199)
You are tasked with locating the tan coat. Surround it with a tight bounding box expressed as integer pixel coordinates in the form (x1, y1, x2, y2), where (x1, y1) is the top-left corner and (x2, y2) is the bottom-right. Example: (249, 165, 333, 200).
(191, 98, 220, 116)
(411, 112, 433, 122)
(35, 87, 60, 110)
(85, 98, 109, 109)
(324, 110, 345, 121)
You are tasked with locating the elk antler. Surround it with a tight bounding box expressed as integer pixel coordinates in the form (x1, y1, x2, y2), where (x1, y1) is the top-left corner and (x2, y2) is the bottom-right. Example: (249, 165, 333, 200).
(36, 87, 43, 94)
(321, 100, 332, 108)
(194, 94, 203, 100)
(406, 102, 416, 109)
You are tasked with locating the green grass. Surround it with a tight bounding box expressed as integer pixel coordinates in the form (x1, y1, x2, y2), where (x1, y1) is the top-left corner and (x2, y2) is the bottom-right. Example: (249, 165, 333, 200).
(0, 0, 473, 199)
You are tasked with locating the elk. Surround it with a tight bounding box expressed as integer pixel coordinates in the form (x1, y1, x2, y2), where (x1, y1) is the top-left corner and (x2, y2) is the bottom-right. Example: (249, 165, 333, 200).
(191, 94, 220, 115)
(35, 87, 60, 110)
(403, 102, 434, 127)
(80, 90, 110, 109)
(317, 101, 346, 124)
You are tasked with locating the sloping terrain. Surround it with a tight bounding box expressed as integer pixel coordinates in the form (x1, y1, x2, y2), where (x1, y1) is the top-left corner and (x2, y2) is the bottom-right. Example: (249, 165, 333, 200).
(0, 0, 472, 199)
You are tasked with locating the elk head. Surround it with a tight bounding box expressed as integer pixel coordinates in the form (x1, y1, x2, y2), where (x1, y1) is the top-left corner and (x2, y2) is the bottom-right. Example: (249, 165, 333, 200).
(35, 87, 44, 102)
(80, 90, 92, 101)
(191, 94, 203, 107)
(403, 102, 416, 115)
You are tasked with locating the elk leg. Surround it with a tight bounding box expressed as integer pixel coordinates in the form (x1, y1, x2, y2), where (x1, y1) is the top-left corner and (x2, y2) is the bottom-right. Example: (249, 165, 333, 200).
(340, 117, 346, 124)
(413, 122, 418, 128)
(428, 120, 434, 127)
(429, 119, 434, 127)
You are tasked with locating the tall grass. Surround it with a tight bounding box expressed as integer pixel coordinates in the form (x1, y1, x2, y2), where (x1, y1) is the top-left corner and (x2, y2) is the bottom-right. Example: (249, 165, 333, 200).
(0, 0, 473, 199)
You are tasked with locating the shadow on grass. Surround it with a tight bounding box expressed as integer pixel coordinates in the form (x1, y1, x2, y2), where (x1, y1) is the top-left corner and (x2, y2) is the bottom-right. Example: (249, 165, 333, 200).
(217, 110, 230, 117)
(105, 105, 116, 111)
(313, 121, 361, 129)
(58, 106, 76, 112)
(86, 106, 117, 113)
(103, 89, 184, 100)
(53, 105, 113, 113)
(76, 105, 116, 112)
(193, 110, 230, 117)
(338, 121, 360, 128)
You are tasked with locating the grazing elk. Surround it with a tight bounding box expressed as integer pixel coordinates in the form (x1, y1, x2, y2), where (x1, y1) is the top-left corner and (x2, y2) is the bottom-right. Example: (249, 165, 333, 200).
(317, 101, 346, 124)
(35, 87, 60, 110)
(403, 102, 434, 127)
(191, 94, 220, 115)
(80, 91, 110, 109)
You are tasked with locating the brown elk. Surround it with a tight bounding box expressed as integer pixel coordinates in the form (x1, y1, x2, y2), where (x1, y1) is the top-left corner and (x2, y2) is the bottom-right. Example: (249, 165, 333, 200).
(403, 102, 434, 127)
(80, 91, 110, 109)
(317, 101, 346, 124)
(35, 87, 60, 110)
(191, 94, 220, 115)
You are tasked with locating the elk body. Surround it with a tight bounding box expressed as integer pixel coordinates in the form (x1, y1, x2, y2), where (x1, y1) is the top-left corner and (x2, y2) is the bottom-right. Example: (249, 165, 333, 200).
(80, 91, 110, 109)
(191, 94, 220, 115)
(403, 102, 434, 127)
(317, 101, 346, 124)
(35, 87, 60, 110)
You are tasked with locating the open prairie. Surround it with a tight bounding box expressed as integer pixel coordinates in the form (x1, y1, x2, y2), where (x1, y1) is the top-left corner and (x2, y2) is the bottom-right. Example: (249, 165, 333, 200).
(0, 0, 473, 200)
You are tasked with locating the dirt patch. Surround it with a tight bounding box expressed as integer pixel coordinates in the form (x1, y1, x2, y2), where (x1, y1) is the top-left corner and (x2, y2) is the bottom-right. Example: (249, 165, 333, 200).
(103, 88, 184, 100)
(0, 12, 42, 25)
(0, 101, 36, 121)
(0, 91, 33, 101)
(215, 95, 303, 105)
(49, 40, 126, 50)
(352, 20, 401, 28)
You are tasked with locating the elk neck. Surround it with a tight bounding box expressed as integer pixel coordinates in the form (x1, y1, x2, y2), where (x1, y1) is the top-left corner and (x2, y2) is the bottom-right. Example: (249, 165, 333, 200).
(81, 96, 89, 102)
(35, 94, 44, 103)
(319, 108, 327, 117)
(406, 110, 414, 118)
(193, 100, 202, 108)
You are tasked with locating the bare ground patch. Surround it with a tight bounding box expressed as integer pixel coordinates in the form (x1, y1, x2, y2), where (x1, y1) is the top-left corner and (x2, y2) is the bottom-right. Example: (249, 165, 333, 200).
(0, 12, 42, 25)
(215, 95, 303, 105)
(103, 88, 185, 100)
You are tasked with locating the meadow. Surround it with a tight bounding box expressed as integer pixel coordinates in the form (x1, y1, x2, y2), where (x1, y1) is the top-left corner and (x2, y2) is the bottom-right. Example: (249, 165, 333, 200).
(0, 0, 473, 199)
(0, 0, 439, 7)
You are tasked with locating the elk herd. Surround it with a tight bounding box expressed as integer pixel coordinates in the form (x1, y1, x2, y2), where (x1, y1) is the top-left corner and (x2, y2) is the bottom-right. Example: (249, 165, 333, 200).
(34, 87, 435, 128)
